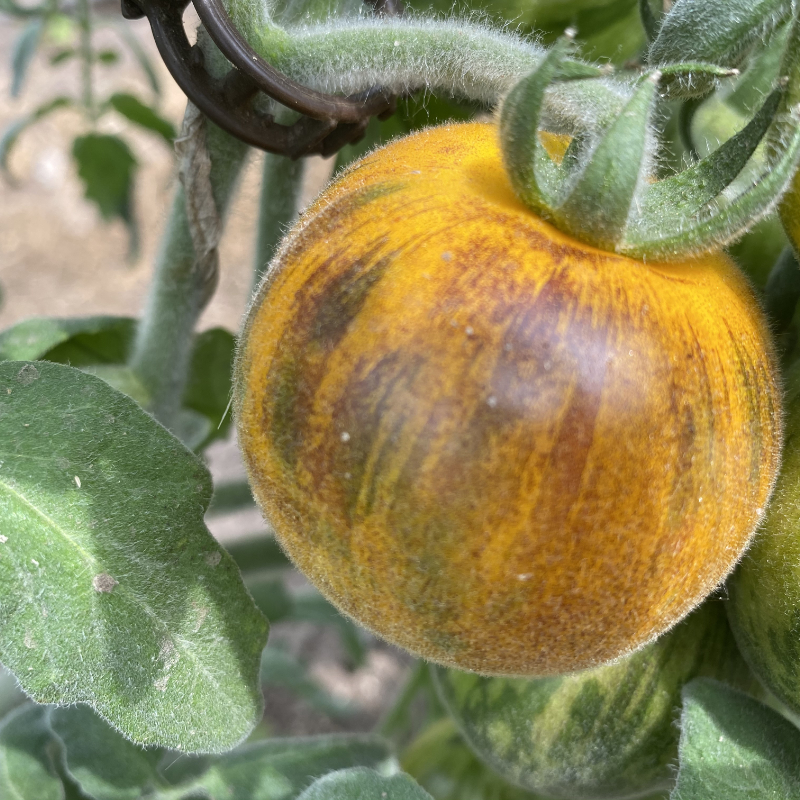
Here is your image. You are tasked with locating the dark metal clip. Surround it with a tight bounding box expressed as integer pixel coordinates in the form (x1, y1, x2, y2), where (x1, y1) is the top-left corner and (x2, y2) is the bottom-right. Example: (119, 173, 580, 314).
(121, 0, 399, 157)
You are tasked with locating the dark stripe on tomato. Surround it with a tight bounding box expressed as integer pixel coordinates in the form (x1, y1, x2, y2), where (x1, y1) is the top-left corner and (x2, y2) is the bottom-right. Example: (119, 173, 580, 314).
(722, 317, 766, 494)
(263, 245, 393, 470)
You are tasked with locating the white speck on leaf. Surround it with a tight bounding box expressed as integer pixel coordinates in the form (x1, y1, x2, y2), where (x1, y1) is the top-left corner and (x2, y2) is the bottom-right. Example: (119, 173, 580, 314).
(517, 573, 532, 581)
(204, 551, 222, 567)
(465, 326, 474, 336)
(16, 364, 39, 385)
(0, 535, 7, 544)
(24, 633, 35, 649)
(92, 573, 118, 593)
(340, 431, 351, 443)
(74, 476, 81, 488)
(31, 559, 39, 567)
(487, 396, 498, 408)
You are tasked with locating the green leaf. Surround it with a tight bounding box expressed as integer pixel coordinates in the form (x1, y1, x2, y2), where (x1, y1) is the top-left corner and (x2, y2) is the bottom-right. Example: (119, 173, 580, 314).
(0, 665, 26, 721)
(0, 318, 232, 450)
(247, 577, 294, 621)
(0, 361, 267, 752)
(261, 646, 355, 721)
(11, 19, 44, 97)
(53, 706, 394, 800)
(182, 327, 236, 447)
(1, 98, 72, 179)
(290, 593, 367, 669)
(0, 703, 63, 800)
(72, 134, 138, 254)
(49, 48, 75, 66)
(226, 535, 290, 574)
(96, 49, 120, 65)
(0, 316, 135, 365)
(185, 736, 396, 800)
(106, 93, 176, 144)
(51, 705, 164, 800)
(297, 768, 433, 800)
(672, 678, 800, 799)
(207, 480, 255, 515)
(81, 364, 151, 407)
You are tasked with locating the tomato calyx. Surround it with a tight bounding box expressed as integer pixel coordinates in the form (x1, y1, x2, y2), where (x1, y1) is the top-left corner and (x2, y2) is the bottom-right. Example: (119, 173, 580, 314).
(500, 19, 800, 261)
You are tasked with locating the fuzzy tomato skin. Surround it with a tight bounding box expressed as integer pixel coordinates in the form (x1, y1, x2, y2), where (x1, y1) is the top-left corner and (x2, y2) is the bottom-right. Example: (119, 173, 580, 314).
(235, 122, 781, 676)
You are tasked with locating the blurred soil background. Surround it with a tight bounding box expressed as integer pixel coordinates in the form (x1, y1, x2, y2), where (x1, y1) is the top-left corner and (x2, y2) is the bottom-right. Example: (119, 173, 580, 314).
(0, 6, 411, 736)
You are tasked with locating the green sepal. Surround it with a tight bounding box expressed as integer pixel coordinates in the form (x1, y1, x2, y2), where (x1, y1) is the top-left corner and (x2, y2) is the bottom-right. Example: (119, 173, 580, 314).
(639, 0, 662, 45)
(499, 33, 578, 215)
(649, 0, 791, 69)
(555, 72, 660, 251)
(620, 116, 800, 258)
(657, 61, 739, 100)
(621, 11, 800, 259)
(634, 87, 782, 231)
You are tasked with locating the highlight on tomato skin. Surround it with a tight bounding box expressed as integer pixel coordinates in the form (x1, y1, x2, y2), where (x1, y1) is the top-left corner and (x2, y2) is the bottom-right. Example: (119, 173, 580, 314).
(234, 121, 783, 677)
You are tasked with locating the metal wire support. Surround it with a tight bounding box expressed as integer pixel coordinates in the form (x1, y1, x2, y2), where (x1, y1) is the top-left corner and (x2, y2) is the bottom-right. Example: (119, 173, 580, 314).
(121, 0, 400, 157)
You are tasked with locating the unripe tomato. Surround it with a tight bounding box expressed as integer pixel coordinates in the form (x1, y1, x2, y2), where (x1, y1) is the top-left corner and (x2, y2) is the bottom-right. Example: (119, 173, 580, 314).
(728, 367, 800, 712)
(235, 122, 781, 676)
(434, 600, 758, 800)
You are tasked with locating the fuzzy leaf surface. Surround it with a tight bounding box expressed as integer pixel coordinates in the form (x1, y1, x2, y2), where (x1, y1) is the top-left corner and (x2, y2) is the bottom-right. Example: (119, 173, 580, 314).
(0, 361, 267, 752)
(649, 0, 791, 67)
(297, 768, 433, 800)
(0, 318, 235, 449)
(53, 704, 395, 800)
(183, 737, 395, 799)
(51, 705, 164, 800)
(672, 678, 800, 799)
(0, 703, 63, 800)
(0, 316, 136, 365)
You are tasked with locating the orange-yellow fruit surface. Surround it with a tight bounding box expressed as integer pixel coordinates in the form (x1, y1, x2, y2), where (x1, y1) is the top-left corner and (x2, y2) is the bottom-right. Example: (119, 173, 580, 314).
(235, 122, 782, 676)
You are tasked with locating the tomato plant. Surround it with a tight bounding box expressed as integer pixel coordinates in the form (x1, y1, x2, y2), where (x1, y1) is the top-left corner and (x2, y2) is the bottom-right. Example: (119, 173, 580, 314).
(5, 0, 800, 799)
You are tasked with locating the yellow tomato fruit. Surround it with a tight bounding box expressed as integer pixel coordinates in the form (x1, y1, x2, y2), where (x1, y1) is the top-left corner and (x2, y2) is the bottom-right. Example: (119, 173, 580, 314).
(235, 122, 782, 676)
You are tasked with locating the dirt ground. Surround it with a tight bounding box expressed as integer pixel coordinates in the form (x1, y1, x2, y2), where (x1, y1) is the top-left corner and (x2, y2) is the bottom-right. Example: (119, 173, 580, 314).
(0, 10, 410, 733)
(0, 9, 332, 334)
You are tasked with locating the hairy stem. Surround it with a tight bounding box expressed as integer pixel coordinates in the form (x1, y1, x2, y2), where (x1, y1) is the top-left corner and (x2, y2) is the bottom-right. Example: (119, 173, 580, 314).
(226, 4, 629, 136)
(128, 119, 248, 431)
(254, 153, 307, 289)
(76, 0, 94, 118)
